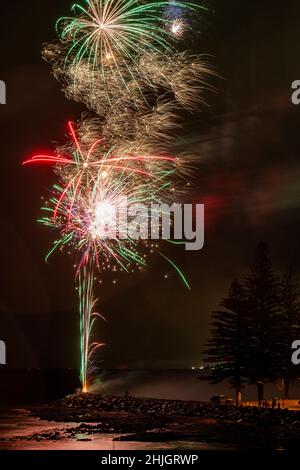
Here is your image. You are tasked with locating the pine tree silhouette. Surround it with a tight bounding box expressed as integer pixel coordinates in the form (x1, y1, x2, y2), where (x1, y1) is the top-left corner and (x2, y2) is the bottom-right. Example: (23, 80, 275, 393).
(243, 242, 282, 403)
(278, 267, 300, 399)
(204, 279, 247, 406)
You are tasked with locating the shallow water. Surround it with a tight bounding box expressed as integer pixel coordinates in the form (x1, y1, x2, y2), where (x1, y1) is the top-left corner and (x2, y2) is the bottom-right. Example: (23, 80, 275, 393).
(0, 407, 239, 451)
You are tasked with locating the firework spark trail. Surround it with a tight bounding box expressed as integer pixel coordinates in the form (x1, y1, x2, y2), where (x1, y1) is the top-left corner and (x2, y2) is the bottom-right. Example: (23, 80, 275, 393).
(56, 1, 203, 80)
(78, 255, 106, 391)
(25, 0, 214, 390)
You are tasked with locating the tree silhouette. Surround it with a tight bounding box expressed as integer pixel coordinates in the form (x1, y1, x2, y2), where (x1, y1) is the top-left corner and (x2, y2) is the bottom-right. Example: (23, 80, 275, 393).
(204, 242, 300, 405)
(204, 279, 247, 406)
(278, 267, 300, 399)
(243, 242, 282, 403)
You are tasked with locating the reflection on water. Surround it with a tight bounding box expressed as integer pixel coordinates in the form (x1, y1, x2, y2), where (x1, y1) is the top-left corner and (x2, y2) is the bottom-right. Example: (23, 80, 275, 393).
(0, 408, 238, 451)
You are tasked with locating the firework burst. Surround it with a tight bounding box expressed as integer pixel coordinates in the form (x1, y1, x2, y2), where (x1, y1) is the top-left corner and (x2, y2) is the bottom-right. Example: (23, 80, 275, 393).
(25, 0, 215, 390)
(56, 0, 200, 68)
(170, 17, 185, 37)
(24, 121, 188, 388)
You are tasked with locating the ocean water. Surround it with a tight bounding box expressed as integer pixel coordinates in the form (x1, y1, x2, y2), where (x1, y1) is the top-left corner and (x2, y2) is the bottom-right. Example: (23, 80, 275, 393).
(2, 369, 300, 403)
(89, 369, 300, 403)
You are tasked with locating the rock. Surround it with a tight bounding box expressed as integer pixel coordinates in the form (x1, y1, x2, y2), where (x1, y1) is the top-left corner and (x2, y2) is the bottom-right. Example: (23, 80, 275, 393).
(76, 434, 92, 442)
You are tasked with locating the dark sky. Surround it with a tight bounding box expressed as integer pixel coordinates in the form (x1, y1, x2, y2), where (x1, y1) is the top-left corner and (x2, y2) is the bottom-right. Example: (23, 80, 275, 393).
(1, 0, 300, 369)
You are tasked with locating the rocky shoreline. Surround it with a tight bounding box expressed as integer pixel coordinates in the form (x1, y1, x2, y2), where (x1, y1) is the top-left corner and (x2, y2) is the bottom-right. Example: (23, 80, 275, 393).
(27, 393, 300, 446)
(2, 393, 300, 447)
(32, 392, 300, 424)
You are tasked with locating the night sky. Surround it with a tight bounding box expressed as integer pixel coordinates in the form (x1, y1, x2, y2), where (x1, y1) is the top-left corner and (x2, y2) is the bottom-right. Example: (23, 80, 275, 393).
(1, 0, 300, 370)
